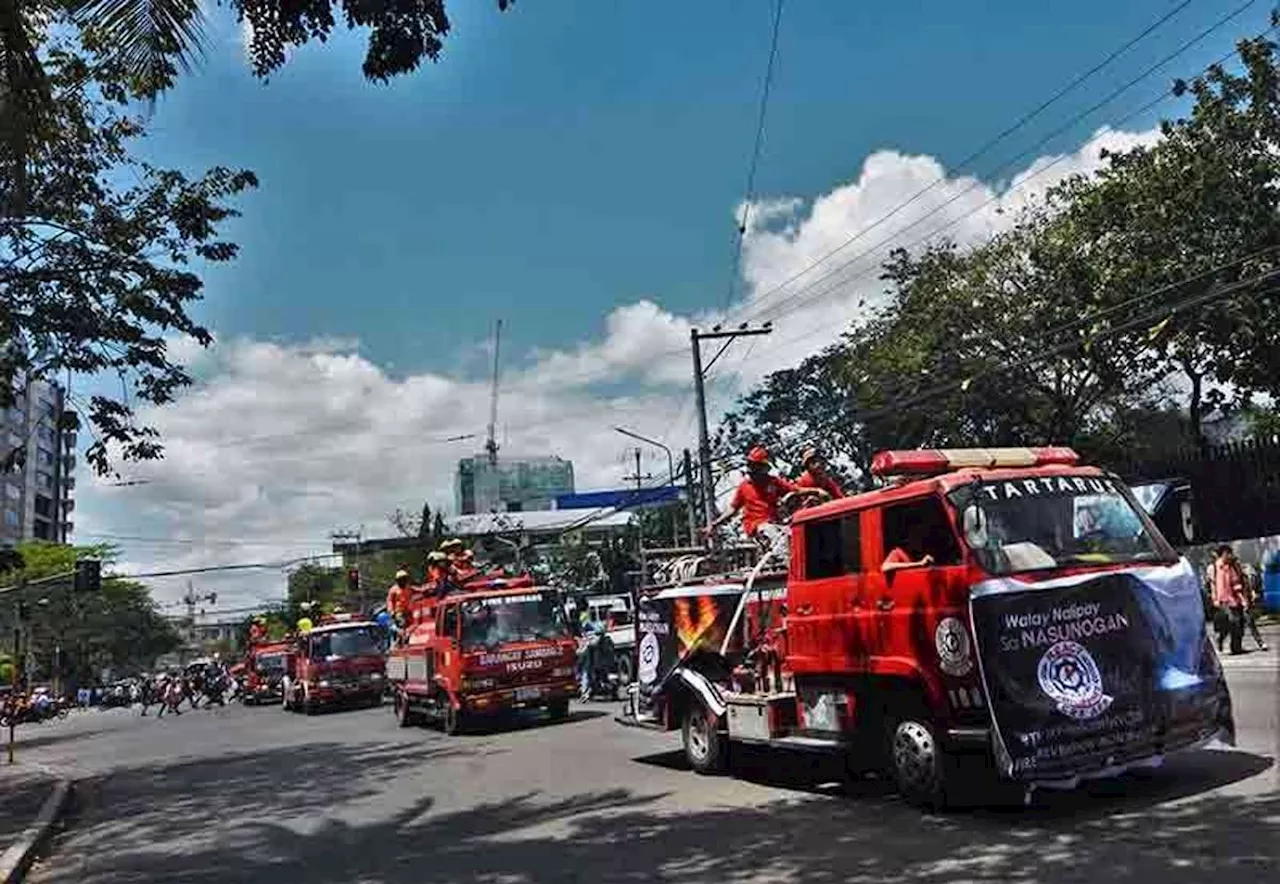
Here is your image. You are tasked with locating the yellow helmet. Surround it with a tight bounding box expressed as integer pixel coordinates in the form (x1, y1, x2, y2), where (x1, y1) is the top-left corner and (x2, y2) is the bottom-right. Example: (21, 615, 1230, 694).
(440, 538, 464, 552)
(394, 569, 410, 580)
(427, 551, 449, 564)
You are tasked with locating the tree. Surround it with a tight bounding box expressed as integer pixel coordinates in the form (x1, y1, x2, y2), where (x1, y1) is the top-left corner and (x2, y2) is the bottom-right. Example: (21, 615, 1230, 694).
(285, 563, 344, 607)
(1050, 34, 1280, 444)
(2, 1, 517, 160)
(0, 34, 256, 476)
(0, 541, 181, 685)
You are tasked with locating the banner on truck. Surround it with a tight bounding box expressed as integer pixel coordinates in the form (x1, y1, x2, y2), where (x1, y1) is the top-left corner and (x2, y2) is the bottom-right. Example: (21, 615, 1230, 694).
(970, 559, 1222, 782)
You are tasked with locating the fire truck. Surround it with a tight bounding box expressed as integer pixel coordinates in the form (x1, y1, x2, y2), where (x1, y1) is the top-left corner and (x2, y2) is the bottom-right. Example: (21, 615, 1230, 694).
(242, 640, 293, 706)
(386, 576, 578, 734)
(282, 615, 387, 714)
(619, 447, 1236, 808)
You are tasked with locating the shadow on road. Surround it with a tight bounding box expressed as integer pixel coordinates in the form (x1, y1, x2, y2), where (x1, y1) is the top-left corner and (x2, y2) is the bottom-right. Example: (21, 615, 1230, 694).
(636, 746, 1274, 816)
(40, 736, 1277, 884)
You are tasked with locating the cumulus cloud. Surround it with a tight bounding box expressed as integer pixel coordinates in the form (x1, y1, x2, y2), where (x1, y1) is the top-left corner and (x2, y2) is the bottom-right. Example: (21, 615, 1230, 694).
(75, 125, 1159, 609)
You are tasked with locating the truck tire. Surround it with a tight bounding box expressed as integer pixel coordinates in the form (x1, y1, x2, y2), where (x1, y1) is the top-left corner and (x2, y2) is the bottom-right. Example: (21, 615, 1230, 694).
(616, 655, 633, 686)
(682, 700, 727, 775)
(302, 686, 317, 716)
(547, 699, 570, 721)
(884, 714, 946, 809)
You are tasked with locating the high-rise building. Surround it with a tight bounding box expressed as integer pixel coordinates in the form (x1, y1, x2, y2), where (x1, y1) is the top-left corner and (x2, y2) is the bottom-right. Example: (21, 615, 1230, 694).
(455, 454, 574, 515)
(1, 375, 76, 545)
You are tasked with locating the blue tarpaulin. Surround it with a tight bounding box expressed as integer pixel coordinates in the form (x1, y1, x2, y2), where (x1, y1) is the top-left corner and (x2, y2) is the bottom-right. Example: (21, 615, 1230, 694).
(555, 487, 681, 510)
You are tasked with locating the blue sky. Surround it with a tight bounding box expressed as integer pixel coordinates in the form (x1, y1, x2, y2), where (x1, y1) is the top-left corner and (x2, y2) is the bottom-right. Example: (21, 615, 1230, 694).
(151, 0, 1256, 379)
(71, 0, 1270, 604)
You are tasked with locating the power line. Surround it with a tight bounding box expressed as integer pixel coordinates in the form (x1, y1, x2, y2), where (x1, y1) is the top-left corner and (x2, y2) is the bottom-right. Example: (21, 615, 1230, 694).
(730, 0, 1200, 319)
(741, 0, 1263, 328)
(724, 0, 787, 311)
(734, 24, 1275, 361)
(112, 554, 342, 581)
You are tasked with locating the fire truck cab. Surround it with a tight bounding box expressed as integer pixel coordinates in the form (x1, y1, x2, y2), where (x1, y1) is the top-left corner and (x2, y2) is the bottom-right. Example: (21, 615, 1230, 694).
(242, 641, 293, 706)
(620, 447, 1235, 808)
(386, 578, 578, 734)
(282, 616, 387, 714)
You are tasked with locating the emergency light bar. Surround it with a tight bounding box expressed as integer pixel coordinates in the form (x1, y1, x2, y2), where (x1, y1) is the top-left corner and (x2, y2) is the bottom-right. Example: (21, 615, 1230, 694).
(870, 447, 1081, 478)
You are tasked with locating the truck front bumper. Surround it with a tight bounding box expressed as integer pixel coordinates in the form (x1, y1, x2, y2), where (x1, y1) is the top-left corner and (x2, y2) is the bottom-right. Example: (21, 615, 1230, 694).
(465, 680, 578, 715)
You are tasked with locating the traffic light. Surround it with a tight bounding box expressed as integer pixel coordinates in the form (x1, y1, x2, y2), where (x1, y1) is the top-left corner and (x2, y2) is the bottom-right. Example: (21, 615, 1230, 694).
(74, 557, 101, 593)
(347, 568, 360, 594)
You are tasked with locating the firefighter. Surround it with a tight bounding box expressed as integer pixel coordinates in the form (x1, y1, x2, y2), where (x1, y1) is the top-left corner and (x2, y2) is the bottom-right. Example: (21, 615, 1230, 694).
(247, 616, 268, 646)
(386, 569, 412, 627)
(424, 551, 453, 597)
(705, 445, 827, 550)
(453, 548, 481, 584)
(796, 447, 845, 499)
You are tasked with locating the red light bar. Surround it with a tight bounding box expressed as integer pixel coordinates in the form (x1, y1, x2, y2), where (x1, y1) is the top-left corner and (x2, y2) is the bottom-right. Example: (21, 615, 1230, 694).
(870, 447, 1080, 477)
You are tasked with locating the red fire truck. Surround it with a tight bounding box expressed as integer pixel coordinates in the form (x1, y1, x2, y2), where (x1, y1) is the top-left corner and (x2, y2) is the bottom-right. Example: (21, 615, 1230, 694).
(282, 616, 387, 714)
(242, 640, 293, 706)
(386, 577, 578, 734)
(619, 447, 1236, 808)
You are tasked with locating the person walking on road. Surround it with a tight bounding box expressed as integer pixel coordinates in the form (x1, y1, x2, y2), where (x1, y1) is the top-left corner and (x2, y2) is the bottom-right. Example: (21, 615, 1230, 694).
(1210, 545, 1248, 655)
(1241, 561, 1270, 652)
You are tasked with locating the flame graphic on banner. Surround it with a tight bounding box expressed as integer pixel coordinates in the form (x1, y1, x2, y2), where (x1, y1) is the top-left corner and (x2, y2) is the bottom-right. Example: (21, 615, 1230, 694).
(672, 594, 727, 654)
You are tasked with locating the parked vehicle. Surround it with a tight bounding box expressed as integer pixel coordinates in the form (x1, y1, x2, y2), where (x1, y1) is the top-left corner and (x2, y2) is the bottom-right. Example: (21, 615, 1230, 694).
(283, 617, 386, 714)
(619, 447, 1236, 809)
(387, 577, 578, 734)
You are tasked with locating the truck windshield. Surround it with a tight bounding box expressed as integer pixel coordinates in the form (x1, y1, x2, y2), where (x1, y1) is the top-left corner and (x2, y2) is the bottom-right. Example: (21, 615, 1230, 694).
(310, 627, 382, 659)
(460, 593, 569, 650)
(948, 475, 1173, 575)
(256, 653, 286, 674)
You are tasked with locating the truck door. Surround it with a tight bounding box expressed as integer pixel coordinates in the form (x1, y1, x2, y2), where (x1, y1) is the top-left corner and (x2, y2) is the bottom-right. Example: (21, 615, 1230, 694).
(786, 511, 864, 673)
(865, 495, 966, 680)
(437, 604, 459, 687)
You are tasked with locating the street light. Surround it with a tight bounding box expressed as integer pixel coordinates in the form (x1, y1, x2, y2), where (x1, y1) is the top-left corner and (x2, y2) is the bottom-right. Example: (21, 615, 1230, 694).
(613, 427, 674, 486)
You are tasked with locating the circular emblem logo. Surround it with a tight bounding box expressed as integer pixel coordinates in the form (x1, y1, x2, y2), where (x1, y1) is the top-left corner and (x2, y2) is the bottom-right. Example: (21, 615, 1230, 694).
(638, 632, 660, 685)
(1037, 640, 1112, 720)
(934, 617, 973, 677)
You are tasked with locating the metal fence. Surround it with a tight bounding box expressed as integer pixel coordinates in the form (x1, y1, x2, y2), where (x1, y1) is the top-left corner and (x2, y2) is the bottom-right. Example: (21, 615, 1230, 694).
(1111, 434, 1280, 544)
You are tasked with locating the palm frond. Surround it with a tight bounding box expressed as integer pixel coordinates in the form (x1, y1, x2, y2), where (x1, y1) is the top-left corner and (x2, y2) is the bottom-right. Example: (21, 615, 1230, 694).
(70, 0, 207, 97)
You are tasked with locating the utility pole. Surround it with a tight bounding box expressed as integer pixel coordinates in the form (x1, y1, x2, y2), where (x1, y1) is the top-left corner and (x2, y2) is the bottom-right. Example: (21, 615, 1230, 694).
(690, 323, 773, 538)
(683, 449, 698, 546)
(622, 447, 652, 493)
(180, 582, 217, 662)
(622, 447, 653, 551)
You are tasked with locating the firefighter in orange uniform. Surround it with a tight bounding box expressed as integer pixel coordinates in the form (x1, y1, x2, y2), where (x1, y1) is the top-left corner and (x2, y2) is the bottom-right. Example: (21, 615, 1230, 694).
(386, 569, 412, 628)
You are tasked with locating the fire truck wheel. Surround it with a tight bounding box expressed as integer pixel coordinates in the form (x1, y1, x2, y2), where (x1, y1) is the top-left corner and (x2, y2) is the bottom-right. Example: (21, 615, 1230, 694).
(886, 717, 945, 809)
(302, 687, 317, 716)
(682, 701, 727, 775)
(548, 699, 570, 721)
(443, 703, 465, 736)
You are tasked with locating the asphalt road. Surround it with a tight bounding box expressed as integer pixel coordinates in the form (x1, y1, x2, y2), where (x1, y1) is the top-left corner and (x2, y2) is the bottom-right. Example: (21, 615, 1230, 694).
(13, 657, 1278, 884)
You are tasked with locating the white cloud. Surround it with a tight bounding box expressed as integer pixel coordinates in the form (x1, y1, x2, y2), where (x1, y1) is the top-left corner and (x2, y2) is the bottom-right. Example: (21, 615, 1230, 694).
(73, 124, 1160, 610)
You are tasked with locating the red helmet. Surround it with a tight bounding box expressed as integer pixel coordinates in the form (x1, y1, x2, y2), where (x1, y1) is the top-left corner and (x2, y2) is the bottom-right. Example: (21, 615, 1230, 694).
(746, 446, 770, 465)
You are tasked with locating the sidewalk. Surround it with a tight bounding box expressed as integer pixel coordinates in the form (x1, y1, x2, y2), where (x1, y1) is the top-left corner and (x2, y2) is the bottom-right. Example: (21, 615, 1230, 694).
(0, 763, 72, 884)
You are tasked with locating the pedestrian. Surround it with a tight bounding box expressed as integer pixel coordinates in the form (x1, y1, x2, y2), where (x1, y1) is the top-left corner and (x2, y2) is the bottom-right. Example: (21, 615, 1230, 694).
(1209, 545, 1248, 655)
(1241, 561, 1270, 652)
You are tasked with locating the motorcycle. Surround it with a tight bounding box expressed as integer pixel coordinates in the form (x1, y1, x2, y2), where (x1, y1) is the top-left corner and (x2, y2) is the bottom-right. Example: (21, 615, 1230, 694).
(578, 631, 626, 701)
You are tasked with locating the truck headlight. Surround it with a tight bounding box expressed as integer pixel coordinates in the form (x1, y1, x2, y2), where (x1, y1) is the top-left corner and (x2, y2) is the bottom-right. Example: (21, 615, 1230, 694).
(370, 672, 383, 681)
(464, 678, 495, 691)
(318, 680, 331, 688)
(551, 666, 573, 678)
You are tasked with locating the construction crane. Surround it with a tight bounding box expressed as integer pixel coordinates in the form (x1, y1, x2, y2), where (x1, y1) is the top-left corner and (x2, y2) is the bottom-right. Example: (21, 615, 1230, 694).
(485, 319, 503, 466)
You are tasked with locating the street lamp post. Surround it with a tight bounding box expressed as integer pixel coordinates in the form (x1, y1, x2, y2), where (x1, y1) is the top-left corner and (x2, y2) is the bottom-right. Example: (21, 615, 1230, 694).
(613, 427, 674, 486)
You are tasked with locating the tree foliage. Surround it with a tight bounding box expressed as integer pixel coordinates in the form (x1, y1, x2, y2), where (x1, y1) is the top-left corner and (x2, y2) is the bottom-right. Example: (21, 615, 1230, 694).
(721, 35, 1280, 483)
(0, 541, 181, 684)
(1, 32, 256, 475)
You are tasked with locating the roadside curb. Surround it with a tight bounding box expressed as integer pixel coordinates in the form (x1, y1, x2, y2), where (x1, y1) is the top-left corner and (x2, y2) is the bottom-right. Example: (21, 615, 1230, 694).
(0, 778, 74, 884)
